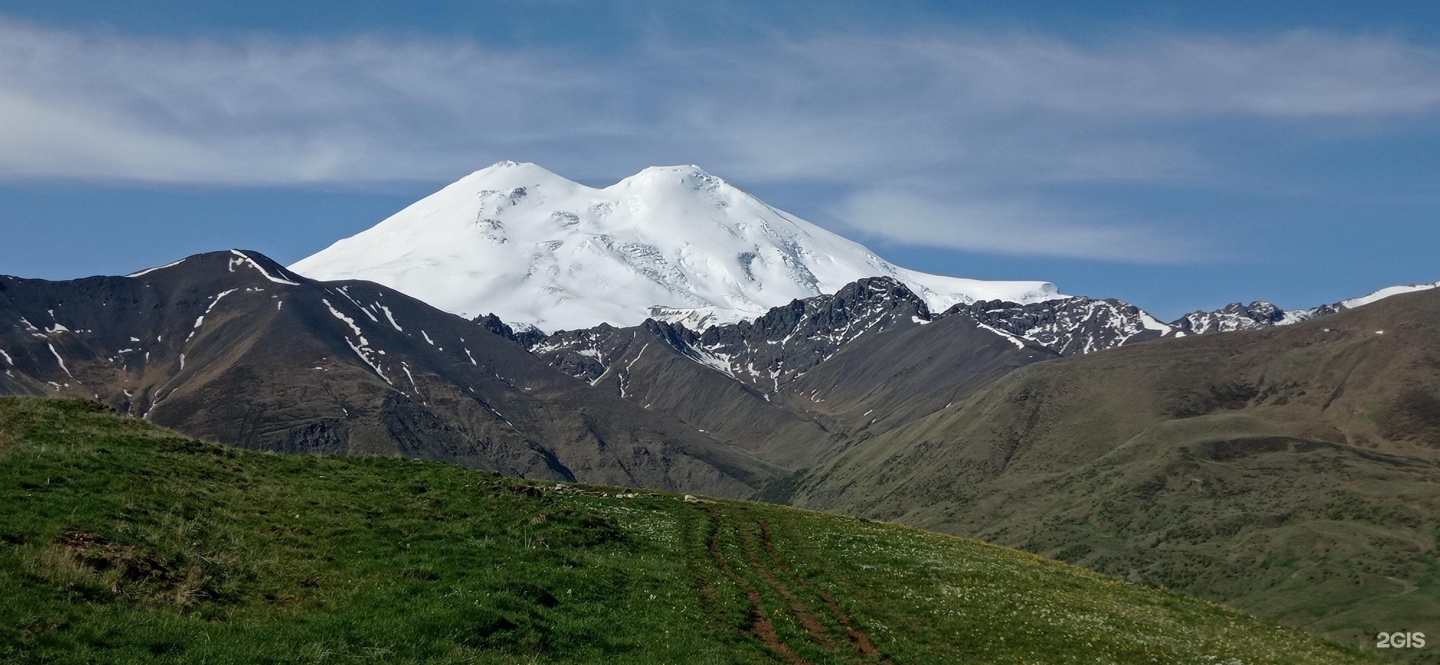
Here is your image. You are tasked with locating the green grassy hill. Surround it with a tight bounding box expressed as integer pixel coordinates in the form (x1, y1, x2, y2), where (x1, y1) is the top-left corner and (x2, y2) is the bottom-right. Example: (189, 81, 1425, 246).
(0, 398, 1374, 664)
(788, 289, 1440, 660)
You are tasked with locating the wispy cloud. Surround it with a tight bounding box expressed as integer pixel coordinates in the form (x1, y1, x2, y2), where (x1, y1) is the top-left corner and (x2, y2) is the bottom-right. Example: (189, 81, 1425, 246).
(2, 17, 1438, 260)
(660, 31, 1440, 181)
(831, 189, 1202, 263)
(0, 19, 625, 183)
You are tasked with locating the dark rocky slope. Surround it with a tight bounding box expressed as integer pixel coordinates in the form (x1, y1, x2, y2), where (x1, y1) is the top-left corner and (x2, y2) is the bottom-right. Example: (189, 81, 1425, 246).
(531, 278, 1055, 469)
(0, 250, 780, 497)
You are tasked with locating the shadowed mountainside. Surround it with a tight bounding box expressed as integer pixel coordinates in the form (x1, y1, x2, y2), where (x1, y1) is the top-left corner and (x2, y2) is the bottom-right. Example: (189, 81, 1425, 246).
(530, 278, 1055, 470)
(0, 251, 780, 497)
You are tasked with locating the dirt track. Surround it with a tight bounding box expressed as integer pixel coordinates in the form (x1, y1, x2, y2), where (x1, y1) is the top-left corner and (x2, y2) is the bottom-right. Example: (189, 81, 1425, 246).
(695, 505, 891, 664)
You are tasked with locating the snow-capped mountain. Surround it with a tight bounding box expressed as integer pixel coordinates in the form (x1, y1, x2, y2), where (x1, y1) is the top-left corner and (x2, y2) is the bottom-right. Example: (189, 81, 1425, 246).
(291, 161, 1061, 332)
(1173, 280, 1440, 337)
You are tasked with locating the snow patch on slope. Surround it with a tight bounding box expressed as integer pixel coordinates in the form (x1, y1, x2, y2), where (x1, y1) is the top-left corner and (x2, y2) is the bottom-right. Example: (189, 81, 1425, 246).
(126, 258, 186, 278)
(230, 250, 300, 286)
(48, 343, 73, 377)
(975, 322, 1028, 350)
(1340, 281, 1440, 310)
(323, 298, 391, 385)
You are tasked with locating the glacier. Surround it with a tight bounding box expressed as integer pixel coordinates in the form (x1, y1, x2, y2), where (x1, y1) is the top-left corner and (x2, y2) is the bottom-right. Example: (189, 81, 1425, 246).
(290, 161, 1062, 332)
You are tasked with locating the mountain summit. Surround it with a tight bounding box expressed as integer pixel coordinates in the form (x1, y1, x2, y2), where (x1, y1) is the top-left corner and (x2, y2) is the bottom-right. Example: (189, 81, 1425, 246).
(290, 161, 1061, 331)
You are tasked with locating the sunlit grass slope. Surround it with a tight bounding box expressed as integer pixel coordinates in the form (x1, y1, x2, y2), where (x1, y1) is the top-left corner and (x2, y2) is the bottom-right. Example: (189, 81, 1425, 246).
(0, 398, 1373, 664)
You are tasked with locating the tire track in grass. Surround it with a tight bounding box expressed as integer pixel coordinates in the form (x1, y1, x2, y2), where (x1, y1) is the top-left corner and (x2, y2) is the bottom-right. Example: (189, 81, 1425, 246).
(739, 516, 838, 654)
(756, 517, 888, 661)
(702, 506, 807, 665)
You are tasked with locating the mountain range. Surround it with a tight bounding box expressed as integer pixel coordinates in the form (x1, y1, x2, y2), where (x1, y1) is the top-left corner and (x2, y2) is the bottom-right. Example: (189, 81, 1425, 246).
(4, 161, 1439, 657)
(292, 161, 1439, 357)
(0, 250, 780, 497)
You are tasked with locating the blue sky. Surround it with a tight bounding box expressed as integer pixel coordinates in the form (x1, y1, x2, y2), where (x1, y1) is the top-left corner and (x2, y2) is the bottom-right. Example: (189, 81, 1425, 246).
(1, 1, 1438, 319)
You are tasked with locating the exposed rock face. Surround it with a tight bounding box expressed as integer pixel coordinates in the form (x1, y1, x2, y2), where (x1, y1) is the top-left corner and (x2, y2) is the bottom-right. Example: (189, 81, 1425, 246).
(535, 277, 938, 394)
(0, 250, 780, 498)
(954, 297, 1172, 355)
(530, 277, 1054, 468)
(1171, 301, 1330, 335)
(473, 313, 545, 348)
(691, 278, 934, 389)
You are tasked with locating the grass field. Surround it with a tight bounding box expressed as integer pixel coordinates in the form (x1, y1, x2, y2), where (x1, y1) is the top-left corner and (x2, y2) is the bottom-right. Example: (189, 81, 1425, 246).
(0, 397, 1376, 663)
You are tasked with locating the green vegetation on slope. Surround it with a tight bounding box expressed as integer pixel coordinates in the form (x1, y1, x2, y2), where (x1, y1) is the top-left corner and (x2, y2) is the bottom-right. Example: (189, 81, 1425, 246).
(789, 291, 1440, 661)
(0, 398, 1373, 664)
